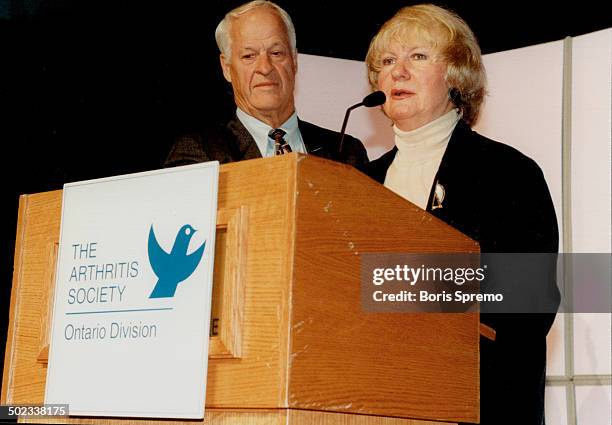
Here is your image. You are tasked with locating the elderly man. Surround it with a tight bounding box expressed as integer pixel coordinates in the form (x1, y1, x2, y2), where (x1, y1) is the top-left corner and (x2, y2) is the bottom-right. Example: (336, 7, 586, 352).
(165, 0, 368, 168)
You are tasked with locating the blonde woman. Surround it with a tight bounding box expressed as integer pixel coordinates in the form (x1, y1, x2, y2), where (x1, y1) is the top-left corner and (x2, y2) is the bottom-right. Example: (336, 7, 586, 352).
(365, 5, 558, 424)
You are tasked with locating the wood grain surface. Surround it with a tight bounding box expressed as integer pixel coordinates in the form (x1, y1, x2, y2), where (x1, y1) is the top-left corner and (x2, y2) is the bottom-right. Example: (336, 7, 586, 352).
(18, 408, 455, 425)
(288, 157, 479, 423)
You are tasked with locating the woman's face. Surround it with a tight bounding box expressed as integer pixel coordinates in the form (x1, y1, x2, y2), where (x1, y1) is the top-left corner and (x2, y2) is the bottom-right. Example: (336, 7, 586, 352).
(377, 39, 454, 131)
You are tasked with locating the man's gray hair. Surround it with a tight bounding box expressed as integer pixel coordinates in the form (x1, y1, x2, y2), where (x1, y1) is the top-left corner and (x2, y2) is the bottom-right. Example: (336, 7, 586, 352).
(215, 0, 297, 60)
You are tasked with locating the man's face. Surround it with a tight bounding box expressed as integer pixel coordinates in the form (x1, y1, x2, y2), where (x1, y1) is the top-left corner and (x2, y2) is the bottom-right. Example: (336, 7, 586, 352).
(220, 7, 297, 125)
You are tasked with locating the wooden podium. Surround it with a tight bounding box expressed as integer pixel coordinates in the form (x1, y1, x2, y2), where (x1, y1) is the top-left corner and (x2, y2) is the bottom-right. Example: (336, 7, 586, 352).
(2, 154, 480, 424)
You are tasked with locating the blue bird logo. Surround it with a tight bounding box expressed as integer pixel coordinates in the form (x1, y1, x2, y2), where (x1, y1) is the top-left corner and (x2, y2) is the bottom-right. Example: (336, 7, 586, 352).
(148, 224, 206, 298)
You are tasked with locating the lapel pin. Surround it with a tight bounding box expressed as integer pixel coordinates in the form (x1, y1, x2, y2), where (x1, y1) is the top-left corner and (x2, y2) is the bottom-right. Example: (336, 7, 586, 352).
(432, 182, 445, 210)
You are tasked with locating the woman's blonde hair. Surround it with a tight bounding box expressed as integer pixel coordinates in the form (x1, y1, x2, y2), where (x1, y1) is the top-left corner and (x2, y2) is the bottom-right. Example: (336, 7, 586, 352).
(365, 4, 486, 125)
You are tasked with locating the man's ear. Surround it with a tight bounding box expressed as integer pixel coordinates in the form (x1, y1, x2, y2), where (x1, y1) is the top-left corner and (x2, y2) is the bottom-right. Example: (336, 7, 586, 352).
(292, 50, 298, 74)
(220, 54, 232, 83)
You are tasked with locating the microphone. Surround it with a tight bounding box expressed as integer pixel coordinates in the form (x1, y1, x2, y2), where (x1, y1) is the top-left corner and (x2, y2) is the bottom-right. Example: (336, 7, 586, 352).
(339, 91, 386, 154)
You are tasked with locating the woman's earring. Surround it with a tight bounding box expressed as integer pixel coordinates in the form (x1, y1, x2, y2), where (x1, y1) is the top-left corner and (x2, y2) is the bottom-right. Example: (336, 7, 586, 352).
(448, 88, 462, 107)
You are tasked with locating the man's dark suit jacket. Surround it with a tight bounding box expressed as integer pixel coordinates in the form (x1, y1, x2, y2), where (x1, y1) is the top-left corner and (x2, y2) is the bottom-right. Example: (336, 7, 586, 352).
(164, 114, 368, 170)
(366, 120, 559, 425)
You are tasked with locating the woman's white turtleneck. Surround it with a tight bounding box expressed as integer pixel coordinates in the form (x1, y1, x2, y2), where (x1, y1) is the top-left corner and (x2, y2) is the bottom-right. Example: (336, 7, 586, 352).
(384, 109, 460, 209)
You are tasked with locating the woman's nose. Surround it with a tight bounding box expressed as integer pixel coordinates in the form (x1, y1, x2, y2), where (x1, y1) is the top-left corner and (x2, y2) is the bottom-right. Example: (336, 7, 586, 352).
(391, 61, 410, 80)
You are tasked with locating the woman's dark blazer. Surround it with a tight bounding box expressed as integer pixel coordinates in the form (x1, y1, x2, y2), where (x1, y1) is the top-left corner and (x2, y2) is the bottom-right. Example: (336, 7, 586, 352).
(365, 119, 559, 424)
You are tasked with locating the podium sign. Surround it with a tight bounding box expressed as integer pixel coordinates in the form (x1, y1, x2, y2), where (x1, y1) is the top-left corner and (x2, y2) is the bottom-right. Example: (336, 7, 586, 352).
(44, 162, 219, 418)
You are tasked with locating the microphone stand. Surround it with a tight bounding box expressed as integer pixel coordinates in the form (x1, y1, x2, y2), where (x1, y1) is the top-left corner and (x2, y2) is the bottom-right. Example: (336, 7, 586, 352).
(338, 91, 386, 156)
(338, 101, 364, 155)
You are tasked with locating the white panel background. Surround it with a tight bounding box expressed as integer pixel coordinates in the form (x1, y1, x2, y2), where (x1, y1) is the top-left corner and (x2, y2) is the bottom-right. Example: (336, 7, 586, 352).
(573, 313, 612, 375)
(295, 53, 394, 159)
(576, 385, 612, 425)
(571, 29, 611, 425)
(571, 30, 612, 380)
(571, 29, 612, 254)
(473, 41, 564, 247)
(545, 386, 568, 425)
